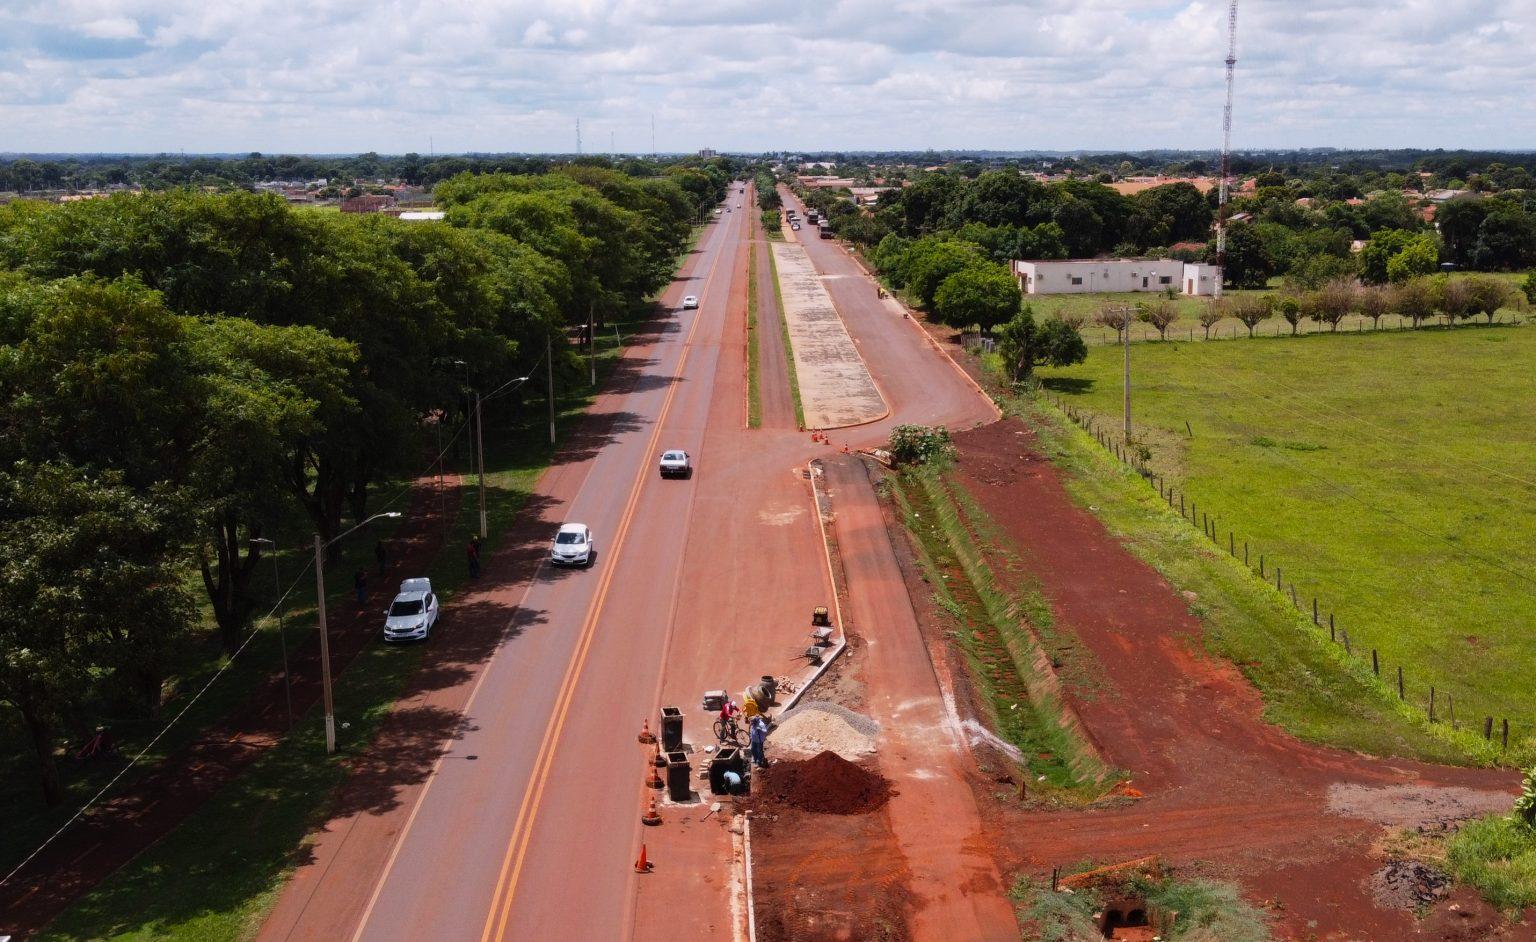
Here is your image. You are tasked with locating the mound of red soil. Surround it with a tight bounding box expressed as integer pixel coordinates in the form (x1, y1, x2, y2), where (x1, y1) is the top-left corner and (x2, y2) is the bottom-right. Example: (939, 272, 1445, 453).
(757, 750, 891, 815)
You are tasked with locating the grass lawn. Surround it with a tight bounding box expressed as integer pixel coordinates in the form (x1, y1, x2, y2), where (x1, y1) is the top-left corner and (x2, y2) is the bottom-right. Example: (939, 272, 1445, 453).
(30, 308, 660, 940)
(747, 219, 762, 429)
(1035, 323, 1536, 761)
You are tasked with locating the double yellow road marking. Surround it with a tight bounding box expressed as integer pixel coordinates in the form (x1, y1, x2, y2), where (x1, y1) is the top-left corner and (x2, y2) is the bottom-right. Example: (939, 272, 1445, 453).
(478, 215, 734, 942)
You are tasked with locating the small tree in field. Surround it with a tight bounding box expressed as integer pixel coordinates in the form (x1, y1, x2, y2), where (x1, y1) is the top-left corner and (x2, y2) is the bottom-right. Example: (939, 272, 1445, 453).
(1308, 278, 1355, 332)
(1231, 294, 1271, 337)
(997, 306, 1088, 380)
(1135, 299, 1178, 340)
(1390, 277, 1437, 328)
(1438, 277, 1475, 326)
(1093, 304, 1131, 342)
(1276, 295, 1304, 335)
(1198, 299, 1227, 339)
(1355, 284, 1390, 329)
(1523, 270, 1536, 306)
(1052, 307, 1087, 332)
(1463, 274, 1519, 323)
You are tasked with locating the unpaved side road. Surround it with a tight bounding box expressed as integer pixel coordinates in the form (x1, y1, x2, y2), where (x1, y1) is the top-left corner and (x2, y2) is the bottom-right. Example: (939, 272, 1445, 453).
(820, 455, 1018, 940)
(770, 241, 886, 430)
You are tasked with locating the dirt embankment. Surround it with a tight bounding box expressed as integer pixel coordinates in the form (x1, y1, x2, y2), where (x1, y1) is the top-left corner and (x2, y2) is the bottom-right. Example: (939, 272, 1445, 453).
(889, 417, 1527, 942)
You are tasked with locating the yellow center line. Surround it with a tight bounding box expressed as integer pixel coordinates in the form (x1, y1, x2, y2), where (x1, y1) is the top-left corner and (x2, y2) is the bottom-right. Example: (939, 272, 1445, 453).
(478, 217, 734, 942)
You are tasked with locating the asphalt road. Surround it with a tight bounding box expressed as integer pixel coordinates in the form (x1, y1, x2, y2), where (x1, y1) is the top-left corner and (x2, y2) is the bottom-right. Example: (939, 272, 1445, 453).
(260, 184, 997, 941)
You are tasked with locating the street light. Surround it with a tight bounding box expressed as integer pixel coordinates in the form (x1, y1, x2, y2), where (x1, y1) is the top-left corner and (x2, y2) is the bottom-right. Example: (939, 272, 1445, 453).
(248, 536, 291, 730)
(313, 510, 402, 754)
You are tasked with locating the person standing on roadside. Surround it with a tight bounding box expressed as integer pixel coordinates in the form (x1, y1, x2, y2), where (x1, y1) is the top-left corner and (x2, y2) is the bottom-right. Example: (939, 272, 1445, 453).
(354, 569, 368, 605)
(466, 537, 480, 579)
(749, 714, 769, 769)
(374, 539, 387, 575)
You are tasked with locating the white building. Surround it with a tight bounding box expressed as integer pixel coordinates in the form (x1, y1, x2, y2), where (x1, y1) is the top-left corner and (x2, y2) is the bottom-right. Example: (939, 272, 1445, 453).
(1010, 259, 1221, 297)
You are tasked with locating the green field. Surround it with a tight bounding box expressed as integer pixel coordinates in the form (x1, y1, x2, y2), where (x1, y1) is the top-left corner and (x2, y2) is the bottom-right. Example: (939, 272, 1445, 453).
(1036, 324, 1536, 756)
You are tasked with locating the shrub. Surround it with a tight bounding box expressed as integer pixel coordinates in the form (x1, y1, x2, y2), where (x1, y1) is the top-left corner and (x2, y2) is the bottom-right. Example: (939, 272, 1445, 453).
(887, 424, 954, 465)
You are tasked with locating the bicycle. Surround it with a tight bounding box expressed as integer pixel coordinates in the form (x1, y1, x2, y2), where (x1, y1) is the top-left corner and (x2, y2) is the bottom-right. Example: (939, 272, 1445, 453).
(712, 714, 746, 747)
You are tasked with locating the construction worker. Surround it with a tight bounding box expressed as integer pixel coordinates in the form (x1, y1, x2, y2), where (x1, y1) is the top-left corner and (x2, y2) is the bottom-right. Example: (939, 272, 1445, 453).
(749, 714, 770, 769)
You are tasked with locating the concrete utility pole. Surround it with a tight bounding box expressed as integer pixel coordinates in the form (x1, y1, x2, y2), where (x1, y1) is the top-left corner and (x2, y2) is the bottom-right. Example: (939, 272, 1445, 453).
(588, 300, 597, 387)
(547, 334, 557, 445)
(475, 390, 487, 538)
(1123, 304, 1133, 441)
(312, 511, 401, 754)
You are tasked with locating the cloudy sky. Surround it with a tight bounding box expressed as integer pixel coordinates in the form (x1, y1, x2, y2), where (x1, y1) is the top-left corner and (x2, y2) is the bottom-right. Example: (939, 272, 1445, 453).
(2, 0, 1533, 154)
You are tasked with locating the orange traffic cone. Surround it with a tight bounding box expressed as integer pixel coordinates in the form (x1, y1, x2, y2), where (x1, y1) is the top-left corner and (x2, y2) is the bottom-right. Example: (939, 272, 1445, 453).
(638, 718, 656, 745)
(647, 760, 665, 790)
(641, 796, 662, 826)
(634, 844, 653, 873)
(652, 742, 667, 768)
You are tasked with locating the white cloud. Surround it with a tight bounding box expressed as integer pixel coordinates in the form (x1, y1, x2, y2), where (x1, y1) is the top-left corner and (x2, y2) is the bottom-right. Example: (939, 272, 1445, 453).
(0, 0, 1533, 153)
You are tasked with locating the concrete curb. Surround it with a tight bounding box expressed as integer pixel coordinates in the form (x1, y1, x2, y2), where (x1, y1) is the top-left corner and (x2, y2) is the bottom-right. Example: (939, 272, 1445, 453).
(780, 461, 850, 714)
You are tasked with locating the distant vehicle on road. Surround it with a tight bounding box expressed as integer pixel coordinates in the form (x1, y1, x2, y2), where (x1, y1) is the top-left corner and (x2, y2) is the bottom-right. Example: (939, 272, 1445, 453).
(658, 450, 692, 479)
(682, 295, 699, 309)
(551, 523, 594, 568)
(383, 578, 439, 642)
(791, 223, 800, 231)
(819, 227, 834, 239)
(807, 211, 819, 224)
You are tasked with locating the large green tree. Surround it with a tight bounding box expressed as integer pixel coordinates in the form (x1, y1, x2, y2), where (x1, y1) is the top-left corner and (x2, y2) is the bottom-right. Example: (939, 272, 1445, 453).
(933, 264, 1020, 333)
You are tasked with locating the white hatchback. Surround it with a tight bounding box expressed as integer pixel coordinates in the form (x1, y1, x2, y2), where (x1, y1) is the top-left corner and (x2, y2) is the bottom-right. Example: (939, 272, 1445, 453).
(681, 295, 699, 309)
(551, 523, 595, 567)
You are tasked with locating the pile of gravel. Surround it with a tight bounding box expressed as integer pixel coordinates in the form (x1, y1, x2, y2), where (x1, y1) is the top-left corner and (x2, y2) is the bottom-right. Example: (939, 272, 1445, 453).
(769, 700, 879, 760)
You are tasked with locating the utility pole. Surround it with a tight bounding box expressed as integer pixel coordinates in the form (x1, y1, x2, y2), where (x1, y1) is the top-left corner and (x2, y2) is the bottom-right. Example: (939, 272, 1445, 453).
(588, 300, 597, 387)
(547, 333, 556, 444)
(475, 391, 487, 539)
(312, 534, 337, 754)
(1214, 0, 1240, 299)
(1123, 304, 1132, 441)
(576, 117, 582, 155)
(310, 511, 400, 755)
(650, 113, 656, 157)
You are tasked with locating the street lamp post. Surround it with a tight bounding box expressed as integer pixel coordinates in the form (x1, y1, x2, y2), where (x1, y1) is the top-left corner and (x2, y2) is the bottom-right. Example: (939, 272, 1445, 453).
(475, 390, 487, 539)
(312, 511, 402, 754)
(546, 334, 556, 445)
(248, 536, 291, 729)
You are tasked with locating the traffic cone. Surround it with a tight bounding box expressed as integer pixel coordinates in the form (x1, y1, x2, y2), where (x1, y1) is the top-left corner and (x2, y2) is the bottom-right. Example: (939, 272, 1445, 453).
(641, 796, 662, 826)
(634, 844, 654, 873)
(652, 742, 667, 768)
(647, 760, 665, 790)
(638, 718, 656, 745)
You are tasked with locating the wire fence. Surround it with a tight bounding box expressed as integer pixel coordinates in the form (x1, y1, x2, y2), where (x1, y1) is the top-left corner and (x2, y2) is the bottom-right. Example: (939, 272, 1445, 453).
(1041, 389, 1520, 756)
(1081, 310, 1527, 346)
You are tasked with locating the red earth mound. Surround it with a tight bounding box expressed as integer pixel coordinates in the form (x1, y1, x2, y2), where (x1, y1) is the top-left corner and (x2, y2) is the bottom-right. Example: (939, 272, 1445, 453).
(757, 750, 892, 815)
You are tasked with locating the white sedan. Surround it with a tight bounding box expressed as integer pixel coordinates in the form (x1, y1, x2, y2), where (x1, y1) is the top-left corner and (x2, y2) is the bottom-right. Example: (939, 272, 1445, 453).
(551, 523, 595, 567)
(382, 578, 439, 642)
(681, 295, 699, 309)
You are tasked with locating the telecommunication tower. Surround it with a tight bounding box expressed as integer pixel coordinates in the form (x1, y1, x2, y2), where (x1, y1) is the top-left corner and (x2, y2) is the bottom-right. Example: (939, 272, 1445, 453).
(1214, 0, 1239, 298)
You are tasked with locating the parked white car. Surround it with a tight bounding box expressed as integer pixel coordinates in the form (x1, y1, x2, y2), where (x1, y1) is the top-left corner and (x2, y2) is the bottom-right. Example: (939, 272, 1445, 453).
(551, 523, 595, 567)
(658, 450, 692, 479)
(383, 577, 439, 642)
(681, 295, 699, 309)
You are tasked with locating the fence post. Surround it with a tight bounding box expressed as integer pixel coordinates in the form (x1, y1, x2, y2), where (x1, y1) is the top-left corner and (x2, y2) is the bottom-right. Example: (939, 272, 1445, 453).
(1244, 542, 1249, 566)
(1312, 597, 1319, 625)
(1429, 687, 1436, 722)
(1371, 649, 1378, 675)
(1290, 585, 1298, 607)
(1397, 666, 1404, 700)
(1329, 612, 1334, 635)
(1485, 716, 1494, 741)
(1448, 693, 1455, 729)
(1503, 719, 1509, 751)
(1180, 495, 1186, 517)
(1259, 555, 1265, 577)
(1275, 567, 1282, 590)
(1229, 532, 1235, 556)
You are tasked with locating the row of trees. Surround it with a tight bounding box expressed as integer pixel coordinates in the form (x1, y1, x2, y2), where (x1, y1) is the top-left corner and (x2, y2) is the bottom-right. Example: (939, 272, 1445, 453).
(0, 167, 703, 804)
(0, 152, 746, 195)
(1069, 274, 1527, 343)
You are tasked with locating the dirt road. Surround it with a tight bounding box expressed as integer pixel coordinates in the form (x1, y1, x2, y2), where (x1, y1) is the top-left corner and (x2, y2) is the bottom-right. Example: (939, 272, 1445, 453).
(946, 419, 1523, 941)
